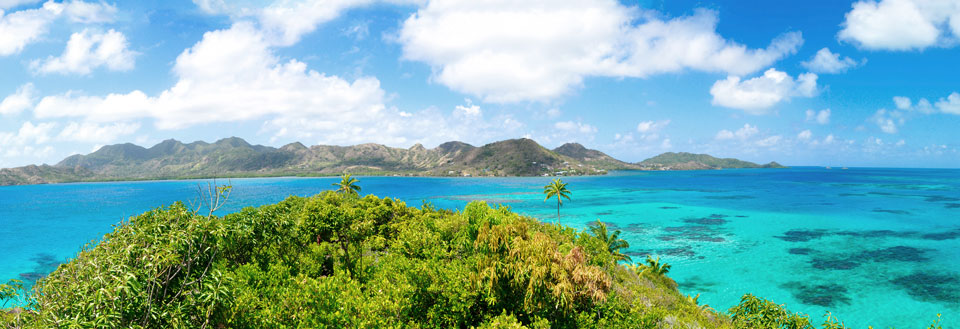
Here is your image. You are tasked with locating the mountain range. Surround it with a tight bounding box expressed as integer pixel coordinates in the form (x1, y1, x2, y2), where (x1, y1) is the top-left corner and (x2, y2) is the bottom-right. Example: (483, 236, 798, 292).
(0, 137, 784, 186)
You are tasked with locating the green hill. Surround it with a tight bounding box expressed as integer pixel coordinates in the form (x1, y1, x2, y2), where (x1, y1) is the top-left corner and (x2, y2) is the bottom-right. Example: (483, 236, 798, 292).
(0, 138, 634, 185)
(639, 152, 787, 170)
(0, 191, 853, 328)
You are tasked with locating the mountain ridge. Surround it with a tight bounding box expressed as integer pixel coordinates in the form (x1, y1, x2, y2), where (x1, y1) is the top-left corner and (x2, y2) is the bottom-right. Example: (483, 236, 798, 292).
(0, 138, 785, 186)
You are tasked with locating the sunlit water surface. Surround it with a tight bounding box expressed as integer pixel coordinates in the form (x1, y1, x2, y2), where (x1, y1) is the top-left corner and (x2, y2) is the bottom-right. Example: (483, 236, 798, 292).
(1, 168, 958, 327)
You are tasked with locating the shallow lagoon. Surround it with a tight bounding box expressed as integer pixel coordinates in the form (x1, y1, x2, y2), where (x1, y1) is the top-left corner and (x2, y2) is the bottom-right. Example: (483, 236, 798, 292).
(1, 167, 957, 327)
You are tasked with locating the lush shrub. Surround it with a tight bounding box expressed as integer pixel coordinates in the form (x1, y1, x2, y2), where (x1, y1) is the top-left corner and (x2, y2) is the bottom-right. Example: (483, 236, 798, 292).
(0, 191, 940, 328)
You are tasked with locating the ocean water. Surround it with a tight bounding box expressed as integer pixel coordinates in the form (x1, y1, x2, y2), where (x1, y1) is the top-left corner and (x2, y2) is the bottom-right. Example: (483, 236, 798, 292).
(1, 168, 957, 327)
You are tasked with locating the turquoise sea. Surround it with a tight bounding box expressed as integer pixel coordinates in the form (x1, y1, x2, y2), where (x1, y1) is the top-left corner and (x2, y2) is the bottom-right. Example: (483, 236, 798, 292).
(1, 168, 958, 327)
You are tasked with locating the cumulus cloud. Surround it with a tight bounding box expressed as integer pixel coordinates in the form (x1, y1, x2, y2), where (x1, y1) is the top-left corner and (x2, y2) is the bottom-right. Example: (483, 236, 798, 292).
(838, 0, 960, 50)
(453, 99, 481, 117)
(797, 129, 812, 140)
(0, 0, 117, 56)
(805, 108, 831, 124)
(871, 109, 904, 133)
(28, 21, 526, 147)
(34, 23, 388, 137)
(801, 48, 862, 73)
(715, 124, 759, 140)
(397, 1, 802, 102)
(894, 93, 959, 115)
(0, 121, 55, 145)
(636, 120, 670, 133)
(32, 29, 137, 75)
(57, 121, 140, 143)
(191, 0, 419, 46)
(555, 120, 597, 134)
(0, 83, 36, 116)
(936, 92, 960, 114)
(710, 68, 818, 114)
(0, 0, 40, 9)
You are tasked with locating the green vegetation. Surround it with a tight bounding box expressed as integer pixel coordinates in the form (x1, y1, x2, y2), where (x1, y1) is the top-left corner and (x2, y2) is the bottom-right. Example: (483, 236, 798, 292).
(0, 137, 786, 186)
(542, 178, 571, 224)
(0, 188, 945, 328)
(332, 174, 361, 195)
(639, 152, 787, 170)
(587, 222, 631, 263)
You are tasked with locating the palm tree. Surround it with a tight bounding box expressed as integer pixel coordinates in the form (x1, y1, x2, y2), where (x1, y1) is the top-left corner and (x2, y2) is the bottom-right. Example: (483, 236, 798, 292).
(543, 178, 571, 224)
(643, 255, 671, 276)
(333, 174, 361, 195)
(588, 221, 632, 263)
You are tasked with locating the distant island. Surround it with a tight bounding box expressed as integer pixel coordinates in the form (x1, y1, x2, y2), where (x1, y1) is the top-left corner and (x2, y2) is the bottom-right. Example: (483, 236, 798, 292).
(0, 137, 785, 186)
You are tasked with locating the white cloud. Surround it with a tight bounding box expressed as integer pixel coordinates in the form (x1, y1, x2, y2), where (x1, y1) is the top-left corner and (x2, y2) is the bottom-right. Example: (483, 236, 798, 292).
(191, 0, 417, 46)
(546, 108, 561, 118)
(893, 96, 911, 110)
(28, 22, 528, 148)
(555, 120, 597, 134)
(871, 109, 904, 133)
(824, 134, 836, 144)
(0, 0, 40, 9)
(755, 135, 782, 147)
(710, 68, 818, 114)
(0, 0, 117, 56)
(397, 2, 802, 102)
(636, 119, 670, 133)
(805, 108, 831, 124)
(801, 48, 861, 74)
(453, 99, 481, 117)
(57, 121, 140, 143)
(838, 0, 960, 51)
(715, 123, 759, 140)
(894, 94, 955, 114)
(798, 129, 812, 140)
(0, 121, 55, 146)
(0, 83, 36, 116)
(32, 29, 137, 75)
(34, 23, 388, 134)
(936, 92, 960, 114)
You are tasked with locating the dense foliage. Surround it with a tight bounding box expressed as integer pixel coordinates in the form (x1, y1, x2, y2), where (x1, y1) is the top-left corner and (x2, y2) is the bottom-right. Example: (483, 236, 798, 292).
(0, 191, 944, 328)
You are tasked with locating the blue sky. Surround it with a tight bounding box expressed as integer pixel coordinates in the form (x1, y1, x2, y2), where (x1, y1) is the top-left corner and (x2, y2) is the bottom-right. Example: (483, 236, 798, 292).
(1, 0, 958, 168)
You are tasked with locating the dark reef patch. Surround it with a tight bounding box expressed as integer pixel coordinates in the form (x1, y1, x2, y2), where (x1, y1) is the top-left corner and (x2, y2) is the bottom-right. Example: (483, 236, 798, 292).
(17, 253, 63, 285)
(734, 215, 749, 218)
(624, 223, 647, 234)
(659, 206, 680, 210)
(872, 209, 911, 215)
(678, 276, 717, 292)
(682, 216, 728, 226)
(775, 229, 829, 242)
(587, 220, 621, 231)
(660, 225, 725, 242)
(946, 203, 960, 209)
(924, 195, 960, 202)
(921, 229, 960, 240)
(835, 229, 915, 239)
(595, 211, 614, 216)
(808, 245, 931, 271)
(838, 193, 867, 197)
(810, 258, 860, 270)
(704, 195, 755, 200)
(891, 273, 960, 304)
(780, 282, 852, 307)
(788, 248, 815, 255)
(660, 245, 697, 258)
(860, 246, 930, 263)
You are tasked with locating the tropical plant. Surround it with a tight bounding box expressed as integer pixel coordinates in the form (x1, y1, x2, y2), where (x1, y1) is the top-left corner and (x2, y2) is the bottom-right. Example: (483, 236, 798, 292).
(588, 221, 631, 263)
(333, 173, 361, 195)
(643, 255, 671, 276)
(542, 178, 571, 224)
(729, 294, 813, 329)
